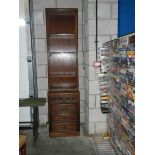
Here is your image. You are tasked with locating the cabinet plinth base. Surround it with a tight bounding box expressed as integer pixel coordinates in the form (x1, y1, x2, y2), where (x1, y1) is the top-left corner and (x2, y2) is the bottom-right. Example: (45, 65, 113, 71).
(49, 131, 80, 137)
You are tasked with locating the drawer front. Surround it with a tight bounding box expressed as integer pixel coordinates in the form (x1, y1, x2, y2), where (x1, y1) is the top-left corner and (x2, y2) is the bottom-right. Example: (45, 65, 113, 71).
(49, 94, 78, 104)
(48, 92, 80, 135)
(52, 123, 77, 132)
(52, 113, 77, 123)
(51, 104, 77, 113)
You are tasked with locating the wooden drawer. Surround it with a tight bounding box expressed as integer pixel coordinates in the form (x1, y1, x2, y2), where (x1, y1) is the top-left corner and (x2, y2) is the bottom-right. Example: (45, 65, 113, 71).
(48, 91, 80, 136)
(52, 123, 77, 132)
(48, 93, 78, 104)
(51, 104, 77, 113)
(52, 113, 77, 123)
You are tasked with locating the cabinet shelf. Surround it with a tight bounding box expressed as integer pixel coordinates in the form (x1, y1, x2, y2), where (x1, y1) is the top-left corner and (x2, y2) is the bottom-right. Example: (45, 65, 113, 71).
(49, 73, 76, 77)
(47, 33, 77, 39)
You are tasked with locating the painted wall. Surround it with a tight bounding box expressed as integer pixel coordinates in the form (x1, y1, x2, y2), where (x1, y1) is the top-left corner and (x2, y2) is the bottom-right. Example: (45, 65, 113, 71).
(83, 0, 118, 135)
(19, 0, 29, 98)
(19, 0, 31, 122)
(118, 0, 135, 37)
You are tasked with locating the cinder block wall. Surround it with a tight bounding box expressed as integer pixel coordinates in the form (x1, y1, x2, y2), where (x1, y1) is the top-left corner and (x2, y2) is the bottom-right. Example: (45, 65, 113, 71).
(83, 0, 118, 135)
(32, 0, 86, 125)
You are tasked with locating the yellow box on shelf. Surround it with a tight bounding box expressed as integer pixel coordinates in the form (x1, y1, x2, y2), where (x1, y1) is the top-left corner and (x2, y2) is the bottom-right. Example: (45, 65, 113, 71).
(127, 51, 135, 58)
(101, 95, 111, 100)
(103, 131, 110, 140)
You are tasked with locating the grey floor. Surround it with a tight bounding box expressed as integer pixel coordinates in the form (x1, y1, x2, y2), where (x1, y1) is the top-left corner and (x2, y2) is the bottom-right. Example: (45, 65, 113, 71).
(20, 126, 98, 155)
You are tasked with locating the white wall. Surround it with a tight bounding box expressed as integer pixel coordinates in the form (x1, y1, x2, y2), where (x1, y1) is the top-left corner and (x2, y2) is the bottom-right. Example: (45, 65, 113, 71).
(19, 0, 29, 98)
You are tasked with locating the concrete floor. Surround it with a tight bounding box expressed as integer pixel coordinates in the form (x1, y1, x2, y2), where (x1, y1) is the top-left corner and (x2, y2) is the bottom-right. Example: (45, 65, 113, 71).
(20, 126, 98, 155)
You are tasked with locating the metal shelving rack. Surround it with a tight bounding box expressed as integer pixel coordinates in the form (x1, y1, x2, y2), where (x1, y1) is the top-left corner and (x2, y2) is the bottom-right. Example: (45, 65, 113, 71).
(97, 33, 135, 155)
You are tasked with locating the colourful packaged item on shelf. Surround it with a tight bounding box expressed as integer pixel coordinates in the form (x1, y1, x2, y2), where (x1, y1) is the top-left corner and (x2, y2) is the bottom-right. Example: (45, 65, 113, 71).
(100, 87, 108, 92)
(94, 61, 101, 67)
(99, 55, 110, 61)
(118, 48, 128, 52)
(100, 102, 109, 113)
(120, 89, 127, 97)
(100, 92, 108, 96)
(119, 50, 127, 57)
(112, 56, 120, 62)
(99, 76, 109, 82)
(101, 95, 110, 101)
(119, 36, 129, 48)
(127, 99, 135, 115)
(127, 57, 135, 67)
(120, 57, 128, 67)
(128, 67, 134, 74)
(100, 51, 113, 57)
(120, 75, 128, 83)
(119, 72, 127, 79)
(129, 35, 135, 51)
(97, 73, 107, 77)
(120, 95, 128, 107)
(99, 80, 109, 84)
(101, 100, 109, 104)
(127, 84, 135, 101)
(101, 64, 110, 71)
(120, 82, 127, 92)
(127, 51, 135, 58)
(111, 66, 119, 71)
(128, 99, 134, 106)
(100, 71, 108, 75)
(127, 71, 135, 85)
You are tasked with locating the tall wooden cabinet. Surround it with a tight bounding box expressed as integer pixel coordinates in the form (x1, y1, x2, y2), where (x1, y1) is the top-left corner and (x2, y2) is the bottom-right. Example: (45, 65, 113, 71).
(46, 9, 80, 137)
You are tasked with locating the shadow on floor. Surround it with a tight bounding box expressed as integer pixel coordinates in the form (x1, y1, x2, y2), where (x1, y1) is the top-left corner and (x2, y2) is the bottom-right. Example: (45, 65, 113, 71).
(20, 126, 98, 155)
